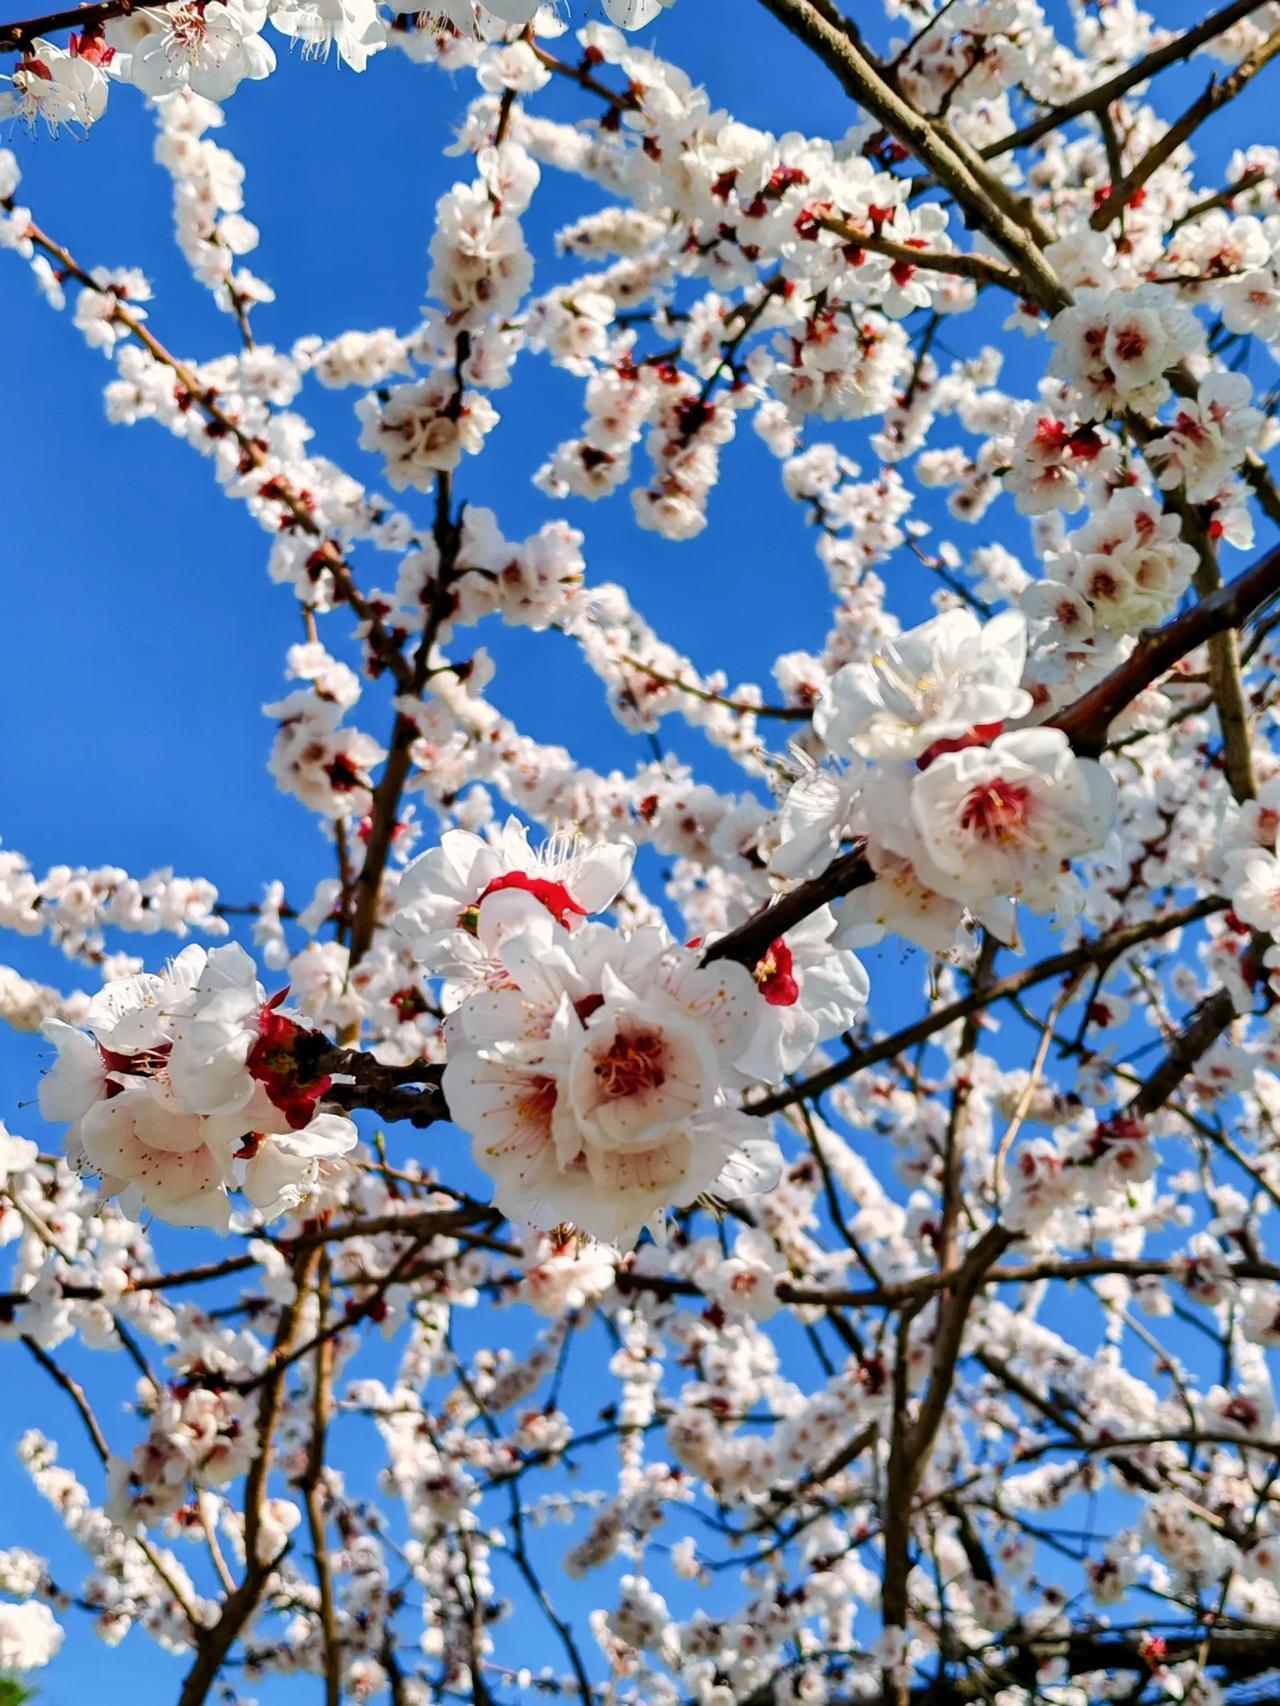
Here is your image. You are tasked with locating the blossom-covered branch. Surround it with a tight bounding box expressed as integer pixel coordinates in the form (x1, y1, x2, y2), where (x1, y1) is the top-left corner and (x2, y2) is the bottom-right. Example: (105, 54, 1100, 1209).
(4, 0, 1280, 1702)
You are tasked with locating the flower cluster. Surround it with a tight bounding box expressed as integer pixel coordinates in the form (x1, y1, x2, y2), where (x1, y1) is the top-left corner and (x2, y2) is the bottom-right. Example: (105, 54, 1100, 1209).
(1037, 487, 1202, 636)
(39, 944, 355, 1227)
(775, 607, 1116, 950)
(395, 820, 865, 1244)
(0, 0, 667, 133)
(6, 0, 1280, 1700)
(1048, 285, 1205, 418)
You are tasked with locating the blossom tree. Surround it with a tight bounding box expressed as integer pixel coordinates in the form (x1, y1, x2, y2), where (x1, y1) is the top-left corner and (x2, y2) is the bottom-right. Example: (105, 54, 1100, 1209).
(6, 0, 1280, 1702)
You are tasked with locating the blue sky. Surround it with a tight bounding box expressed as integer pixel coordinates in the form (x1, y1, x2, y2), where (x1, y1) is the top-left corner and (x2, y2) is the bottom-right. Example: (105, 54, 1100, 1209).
(0, 1, 1273, 1698)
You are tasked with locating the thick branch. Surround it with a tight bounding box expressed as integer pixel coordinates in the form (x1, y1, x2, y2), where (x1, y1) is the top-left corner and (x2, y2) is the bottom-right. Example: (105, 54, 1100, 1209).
(703, 845, 875, 971)
(759, 0, 1068, 310)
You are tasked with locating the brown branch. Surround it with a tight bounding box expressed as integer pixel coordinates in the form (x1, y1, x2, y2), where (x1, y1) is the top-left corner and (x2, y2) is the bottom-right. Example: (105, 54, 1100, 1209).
(23, 1336, 207, 1639)
(529, 42, 641, 112)
(299, 1256, 341, 1706)
(1169, 165, 1268, 232)
(747, 895, 1223, 1116)
(22, 1335, 109, 1463)
(756, 0, 1069, 312)
(1090, 28, 1280, 230)
(937, 933, 997, 1271)
(346, 431, 465, 973)
(1125, 985, 1239, 1118)
(617, 653, 814, 721)
(981, 0, 1272, 158)
(817, 213, 1024, 289)
(0, 0, 133, 50)
(1050, 542, 1280, 757)
(176, 1249, 317, 1706)
(702, 844, 876, 971)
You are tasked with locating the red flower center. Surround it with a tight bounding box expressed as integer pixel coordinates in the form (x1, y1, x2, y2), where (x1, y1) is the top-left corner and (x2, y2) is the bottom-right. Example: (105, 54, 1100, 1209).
(960, 778, 1031, 843)
(754, 937, 800, 1006)
(594, 1030, 667, 1099)
(1111, 324, 1149, 364)
(246, 1001, 331, 1130)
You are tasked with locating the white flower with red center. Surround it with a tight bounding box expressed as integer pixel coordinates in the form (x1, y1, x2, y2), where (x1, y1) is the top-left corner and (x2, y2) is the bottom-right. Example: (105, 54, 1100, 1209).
(815, 608, 1032, 764)
(428, 177, 535, 328)
(1147, 373, 1264, 505)
(735, 908, 870, 1079)
(518, 1231, 617, 1317)
(393, 817, 635, 989)
(1047, 285, 1204, 420)
(38, 944, 209, 1126)
(1000, 406, 1118, 517)
(0, 40, 108, 131)
(165, 942, 337, 1129)
(835, 766, 1020, 952)
(442, 923, 776, 1247)
(1224, 848, 1280, 936)
(1054, 488, 1199, 635)
(1004, 1138, 1072, 1231)
(37, 945, 354, 1228)
(704, 1229, 788, 1321)
(266, 693, 386, 822)
(1220, 269, 1280, 343)
(122, 0, 275, 99)
(356, 375, 499, 490)
(907, 728, 1117, 913)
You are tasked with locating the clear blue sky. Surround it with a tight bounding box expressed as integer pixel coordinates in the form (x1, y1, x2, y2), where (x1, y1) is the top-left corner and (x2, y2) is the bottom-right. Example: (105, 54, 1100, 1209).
(0, 3, 1266, 1698)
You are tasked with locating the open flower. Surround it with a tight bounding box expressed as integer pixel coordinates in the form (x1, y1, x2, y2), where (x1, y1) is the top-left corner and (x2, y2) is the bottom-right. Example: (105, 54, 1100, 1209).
(908, 728, 1116, 912)
(394, 818, 635, 989)
(1048, 285, 1203, 419)
(268, 0, 385, 69)
(166, 943, 334, 1129)
(1053, 488, 1199, 635)
(735, 907, 870, 1078)
(119, 0, 275, 99)
(815, 608, 1032, 763)
(443, 923, 776, 1247)
(0, 40, 107, 131)
(38, 946, 354, 1227)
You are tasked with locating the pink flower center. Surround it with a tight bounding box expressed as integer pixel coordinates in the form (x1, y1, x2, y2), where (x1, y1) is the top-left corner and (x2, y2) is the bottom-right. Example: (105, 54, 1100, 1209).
(594, 1030, 667, 1099)
(960, 778, 1031, 843)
